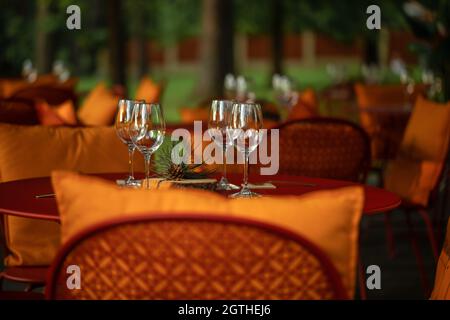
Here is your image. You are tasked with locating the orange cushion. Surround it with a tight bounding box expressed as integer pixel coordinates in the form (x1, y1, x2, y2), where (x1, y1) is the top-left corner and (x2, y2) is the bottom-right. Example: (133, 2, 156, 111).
(180, 107, 210, 123)
(287, 89, 318, 121)
(77, 82, 120, 126)
(401, 96, 450, 161)
(0, 79, 28, 98)
(35, 100, 78, 126)
(135, 77, 162, 103)
(430, 218, 450, 300)
(384, 159, 443, 206)
(0, 124, 144, 266)
(384, 97, 450, 206)
(52, 171, 364, 297)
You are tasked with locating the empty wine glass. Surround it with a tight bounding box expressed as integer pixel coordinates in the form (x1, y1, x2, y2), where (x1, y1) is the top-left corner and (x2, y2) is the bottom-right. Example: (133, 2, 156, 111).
(224, 74, 236, 100)
(228, 102, 263, 198)
(208, 100, 239, 190)
(22, 59, 33, 79)
(115, 99, 143, 187)
(130, 103, 165, 189)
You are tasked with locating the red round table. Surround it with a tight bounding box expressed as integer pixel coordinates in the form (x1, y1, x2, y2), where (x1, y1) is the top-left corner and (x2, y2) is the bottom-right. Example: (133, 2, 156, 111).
(0, 173, 401, 222)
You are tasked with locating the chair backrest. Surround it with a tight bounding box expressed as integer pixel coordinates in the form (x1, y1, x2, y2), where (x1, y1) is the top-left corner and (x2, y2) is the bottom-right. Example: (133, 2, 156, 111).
(0, 98, 38, 125)
(354, 83, 426, 160)
(12, 86, 77, 106)
(46, 214, 347, 300)
(275, 118, 371, 182)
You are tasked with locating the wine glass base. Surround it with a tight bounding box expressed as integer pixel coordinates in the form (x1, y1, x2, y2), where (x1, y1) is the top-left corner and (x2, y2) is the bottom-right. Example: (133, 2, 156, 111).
(229, 188, 261, 199)
(216, 177, 240, 190)
(116, 178, 142, 188)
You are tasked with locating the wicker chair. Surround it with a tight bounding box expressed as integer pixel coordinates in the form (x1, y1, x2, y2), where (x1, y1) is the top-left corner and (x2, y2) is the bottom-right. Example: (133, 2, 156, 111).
(46, 214, 347, 300)
(275, 118, 371, 182)
(0, 98, 39, 125)
(12, 86, 77, 107)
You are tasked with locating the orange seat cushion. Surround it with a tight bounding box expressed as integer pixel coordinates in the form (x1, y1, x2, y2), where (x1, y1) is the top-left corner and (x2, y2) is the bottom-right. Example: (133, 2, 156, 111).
(180, 107, 210, 123)
(52, 171, 364, 297)
(0, 79, 28, 98)
(401, 96, 450, 161)
(287, 89, 318, 121)
(35, 100, 78, 126)
(135, 77, 162, 103)
(430, 218, 450, 299)
(384, 97, 450, 206)
(384, 159, 443, 207)
(0, 124, 144, 266)
(77, 82, 120, 126)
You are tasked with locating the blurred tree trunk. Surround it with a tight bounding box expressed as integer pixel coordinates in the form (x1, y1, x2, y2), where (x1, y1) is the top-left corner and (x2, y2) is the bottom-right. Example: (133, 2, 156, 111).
(35, 0, 53, 73)
(107, 0, 127, 90)
(90, 0, 103, 75)
(271, 0, 283, 76)
(444, 63, 450, 102)
(218, 0, 234, 86)
(363, 34, 379, 65)
(135, 38, 149, 79)
(135, 3, 149, 79)
(195, 0, 234, 100)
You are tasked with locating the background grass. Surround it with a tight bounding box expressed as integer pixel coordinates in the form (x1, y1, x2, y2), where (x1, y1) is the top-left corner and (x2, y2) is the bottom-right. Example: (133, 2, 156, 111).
(76, 65, 346, 124)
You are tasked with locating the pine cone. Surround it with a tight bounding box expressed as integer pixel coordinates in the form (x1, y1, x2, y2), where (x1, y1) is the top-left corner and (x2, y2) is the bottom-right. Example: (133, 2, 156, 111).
(167, 164, 185, 181)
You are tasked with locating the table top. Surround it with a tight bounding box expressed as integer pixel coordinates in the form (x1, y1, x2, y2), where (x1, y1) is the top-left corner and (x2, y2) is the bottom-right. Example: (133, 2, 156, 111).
(0, 173, 401, 222)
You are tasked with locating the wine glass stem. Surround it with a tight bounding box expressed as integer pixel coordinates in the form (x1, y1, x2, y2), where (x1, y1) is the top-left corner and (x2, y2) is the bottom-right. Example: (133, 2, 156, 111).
(128, 145, 135, 180)
(222, 143, 227, 180)
(243, 148, 249, 189)
(144, 154, 151, 189)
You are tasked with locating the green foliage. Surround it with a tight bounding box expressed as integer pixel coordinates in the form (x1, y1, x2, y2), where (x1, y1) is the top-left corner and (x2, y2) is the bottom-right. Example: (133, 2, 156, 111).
(0, 0, 414, 77)
(0, 0, 35, 75)
(153, 137, 214, 180)
(235, 0, 407, 40)
(285, 0, 405, 41)
(404, 0, 450, 101)
(124, 0, 201, 46)
(235, 0, 272, 34)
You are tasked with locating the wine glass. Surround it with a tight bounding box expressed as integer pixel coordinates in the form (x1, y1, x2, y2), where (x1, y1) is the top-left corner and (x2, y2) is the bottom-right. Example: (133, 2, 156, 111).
(400, 71, 415, 109)
(22, 59, 33, 79)
(130, 103, 165, 189)
(115, 99, 143, 187)
(208, 100, 239, 190)
(228, 102, 263, 198)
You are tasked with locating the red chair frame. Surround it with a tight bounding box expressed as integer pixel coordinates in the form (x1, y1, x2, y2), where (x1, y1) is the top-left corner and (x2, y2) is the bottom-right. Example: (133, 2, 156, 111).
(0, 97, 39, 125)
